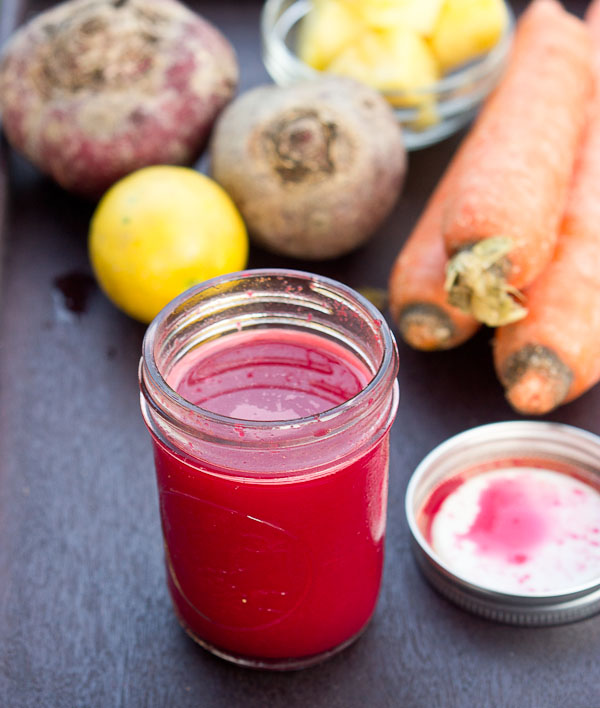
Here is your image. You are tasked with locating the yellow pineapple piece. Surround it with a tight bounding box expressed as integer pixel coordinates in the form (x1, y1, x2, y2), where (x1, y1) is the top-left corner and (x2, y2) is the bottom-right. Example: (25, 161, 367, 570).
(297, 0, 363, 71)
(430, 0, 509, 73)
(341, 0, 444, 35)
(326, 26, 440, 125)
(327, 26, 438, 96)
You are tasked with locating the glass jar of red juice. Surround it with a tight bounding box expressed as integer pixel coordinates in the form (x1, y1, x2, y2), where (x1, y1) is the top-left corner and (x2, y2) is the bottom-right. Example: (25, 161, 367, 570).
(139, 269, 399, 669)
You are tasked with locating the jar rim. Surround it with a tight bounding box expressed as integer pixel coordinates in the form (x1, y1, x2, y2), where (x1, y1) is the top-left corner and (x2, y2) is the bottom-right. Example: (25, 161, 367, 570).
(142, 268, 398, 434)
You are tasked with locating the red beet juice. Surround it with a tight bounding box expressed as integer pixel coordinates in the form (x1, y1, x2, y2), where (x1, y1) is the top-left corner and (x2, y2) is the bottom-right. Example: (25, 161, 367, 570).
(150, 329, 395, 663)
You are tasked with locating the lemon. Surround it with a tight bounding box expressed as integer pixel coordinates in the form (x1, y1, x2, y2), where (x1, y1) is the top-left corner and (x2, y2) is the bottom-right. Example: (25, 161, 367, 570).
(89, 166, 248, 323)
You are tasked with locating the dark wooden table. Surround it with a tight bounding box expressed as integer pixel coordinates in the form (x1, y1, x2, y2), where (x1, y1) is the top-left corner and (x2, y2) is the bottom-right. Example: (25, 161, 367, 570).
(1, 1, 598, 706)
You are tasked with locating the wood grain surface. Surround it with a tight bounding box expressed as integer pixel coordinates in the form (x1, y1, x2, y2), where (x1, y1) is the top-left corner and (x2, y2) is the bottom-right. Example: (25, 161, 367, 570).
(0, 2, 598, 707)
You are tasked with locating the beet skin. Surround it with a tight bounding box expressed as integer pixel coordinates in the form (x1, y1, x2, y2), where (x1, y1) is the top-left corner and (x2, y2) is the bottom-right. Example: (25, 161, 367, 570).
(210, 77, 406, 260)
(0, 0, 238, 197)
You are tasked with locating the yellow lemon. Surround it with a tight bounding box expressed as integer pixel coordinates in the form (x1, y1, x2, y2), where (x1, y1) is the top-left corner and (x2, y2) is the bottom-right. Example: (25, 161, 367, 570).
(89, 166, 248, 323)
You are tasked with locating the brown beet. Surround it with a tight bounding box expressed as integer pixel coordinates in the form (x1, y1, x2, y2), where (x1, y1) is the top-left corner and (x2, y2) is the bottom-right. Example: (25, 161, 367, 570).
(0, 0, 238, 197)
(210, 77, 406, 260)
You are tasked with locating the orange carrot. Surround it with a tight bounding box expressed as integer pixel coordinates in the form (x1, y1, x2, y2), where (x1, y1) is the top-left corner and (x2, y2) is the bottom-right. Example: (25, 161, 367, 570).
(493, 3, 600, 415)
(442, 0, 592, 327)
(388, 142, 480, 351)
(588, 0, 600, 29)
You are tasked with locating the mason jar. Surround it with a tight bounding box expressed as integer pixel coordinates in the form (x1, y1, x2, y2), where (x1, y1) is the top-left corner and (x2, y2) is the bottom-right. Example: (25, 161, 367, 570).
(139, 268, 399, 669)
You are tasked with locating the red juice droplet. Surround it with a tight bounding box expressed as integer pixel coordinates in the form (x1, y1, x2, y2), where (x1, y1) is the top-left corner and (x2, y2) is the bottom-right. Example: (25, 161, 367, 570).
(53, 271, 96, 314)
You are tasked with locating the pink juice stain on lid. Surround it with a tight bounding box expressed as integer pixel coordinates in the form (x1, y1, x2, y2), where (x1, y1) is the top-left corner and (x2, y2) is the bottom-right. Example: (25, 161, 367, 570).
(420, 462, 600, 595)
(459, 474, 549, 563)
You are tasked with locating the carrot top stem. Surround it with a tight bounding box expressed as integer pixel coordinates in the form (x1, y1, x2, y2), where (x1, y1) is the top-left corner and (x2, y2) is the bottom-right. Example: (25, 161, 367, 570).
(444, 236, 527, 326)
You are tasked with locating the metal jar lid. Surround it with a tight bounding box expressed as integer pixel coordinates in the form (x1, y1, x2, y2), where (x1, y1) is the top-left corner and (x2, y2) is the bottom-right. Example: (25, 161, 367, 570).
(405, 421, 600, 626)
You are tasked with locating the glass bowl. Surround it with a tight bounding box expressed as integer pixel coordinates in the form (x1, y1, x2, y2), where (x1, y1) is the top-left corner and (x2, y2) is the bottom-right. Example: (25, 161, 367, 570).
(261, 0, 515, 150)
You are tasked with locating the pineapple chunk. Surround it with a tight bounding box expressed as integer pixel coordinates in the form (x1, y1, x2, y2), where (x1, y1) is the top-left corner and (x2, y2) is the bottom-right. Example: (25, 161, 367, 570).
(327, 26, 439, 96)
(326, 27, 440, 125)
(341, 0, 444, 35)
(297, 0, 363, 71)
(431, 0, 509, 73)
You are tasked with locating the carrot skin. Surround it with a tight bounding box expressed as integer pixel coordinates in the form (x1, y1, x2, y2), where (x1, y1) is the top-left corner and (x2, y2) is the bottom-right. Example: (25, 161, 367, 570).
(494, 228, 600, 413)
(586, 0, 600, 32)
(494, 6, 600, 414)
(442, 0, 592, 326)
(389, 142, 480, 351)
